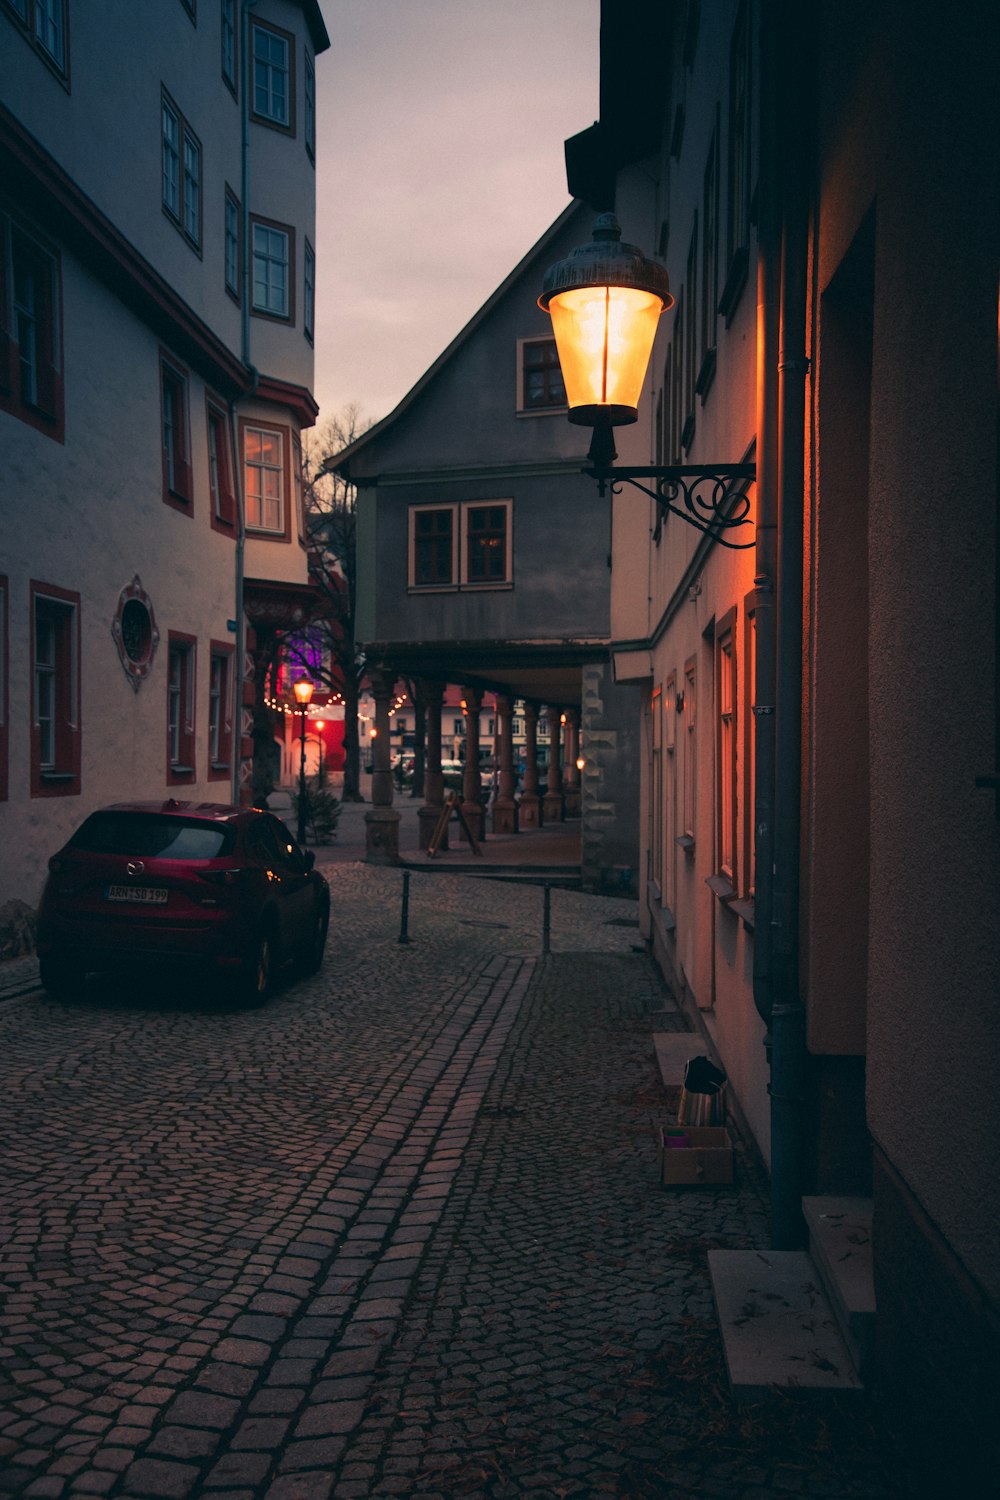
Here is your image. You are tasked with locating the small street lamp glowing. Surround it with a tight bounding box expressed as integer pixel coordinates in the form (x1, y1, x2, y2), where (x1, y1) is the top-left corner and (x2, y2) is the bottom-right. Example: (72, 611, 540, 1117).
(293, 679, 314, 845)
(539, 213, 672, 456)
(576, 757, 586, 772)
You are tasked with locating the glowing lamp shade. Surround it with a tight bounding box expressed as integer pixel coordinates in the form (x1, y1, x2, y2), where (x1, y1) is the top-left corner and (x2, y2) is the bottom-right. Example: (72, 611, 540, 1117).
(539, 213, 672, 429)
(293, 679, 314, 706)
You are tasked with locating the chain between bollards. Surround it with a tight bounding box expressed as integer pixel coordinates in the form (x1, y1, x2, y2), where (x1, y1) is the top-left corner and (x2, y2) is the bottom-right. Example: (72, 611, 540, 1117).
(542, 880, 551, 954)
(398, 869, 411, 944)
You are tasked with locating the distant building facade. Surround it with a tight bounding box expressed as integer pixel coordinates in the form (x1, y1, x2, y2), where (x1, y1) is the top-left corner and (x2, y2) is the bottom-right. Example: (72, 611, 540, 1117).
(0, 0, 329, 910)
(335, 203, 640, 887)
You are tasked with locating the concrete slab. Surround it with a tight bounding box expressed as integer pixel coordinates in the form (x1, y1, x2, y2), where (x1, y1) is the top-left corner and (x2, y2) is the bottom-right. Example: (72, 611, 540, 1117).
(708, 1249, 864, 1398)
(803, 1196, 875, 1372)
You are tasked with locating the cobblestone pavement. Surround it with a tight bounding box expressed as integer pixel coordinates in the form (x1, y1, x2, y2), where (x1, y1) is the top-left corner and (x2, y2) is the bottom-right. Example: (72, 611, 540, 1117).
(0, 867, 896, 1499)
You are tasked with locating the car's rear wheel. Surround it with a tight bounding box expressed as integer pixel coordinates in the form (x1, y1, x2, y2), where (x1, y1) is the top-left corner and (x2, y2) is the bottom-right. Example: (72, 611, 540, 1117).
(39, 957, 86, 1001)
(238, 929, 274, 1005)
(301, 900, 329, 976)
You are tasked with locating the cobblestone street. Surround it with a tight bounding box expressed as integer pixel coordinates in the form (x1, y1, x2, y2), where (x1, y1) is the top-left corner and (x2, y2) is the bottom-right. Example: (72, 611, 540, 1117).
(0, 867, 895, 1499)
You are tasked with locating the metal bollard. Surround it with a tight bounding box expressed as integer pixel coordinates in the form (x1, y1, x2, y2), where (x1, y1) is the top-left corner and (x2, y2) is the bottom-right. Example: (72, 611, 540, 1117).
(542, 880, 551, 955)
(398, 869, 411, 944)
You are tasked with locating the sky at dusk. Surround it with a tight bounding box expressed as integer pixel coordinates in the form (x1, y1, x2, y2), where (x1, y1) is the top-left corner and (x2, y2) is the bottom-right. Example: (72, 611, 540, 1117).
(311, 0, 600, 434)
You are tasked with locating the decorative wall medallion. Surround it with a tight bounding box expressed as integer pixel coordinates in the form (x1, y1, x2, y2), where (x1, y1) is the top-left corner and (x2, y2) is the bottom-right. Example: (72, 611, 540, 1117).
(111, 575, 159, 691)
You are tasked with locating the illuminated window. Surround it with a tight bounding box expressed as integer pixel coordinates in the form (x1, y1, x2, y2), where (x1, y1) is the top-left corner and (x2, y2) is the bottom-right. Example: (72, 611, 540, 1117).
(244, 424, 285, 534)
(464, 503, 511, 585)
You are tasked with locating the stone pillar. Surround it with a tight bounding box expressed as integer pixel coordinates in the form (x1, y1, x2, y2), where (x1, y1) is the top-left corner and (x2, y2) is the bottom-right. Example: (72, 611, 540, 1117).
(543, 707, 565, 824)
(492, 695, 518, 834)
(519, 701, 542, 828)
(461, 687, 485, 842)
(418, 680, 447, 851)
(563, 708, 581, 816)
(365, 668, 401, 864)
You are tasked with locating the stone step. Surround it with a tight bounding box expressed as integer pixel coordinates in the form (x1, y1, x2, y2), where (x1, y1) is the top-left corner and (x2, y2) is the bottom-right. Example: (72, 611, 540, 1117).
(802, 1195, 876, 1375)
(708, 1248, 864, 1399)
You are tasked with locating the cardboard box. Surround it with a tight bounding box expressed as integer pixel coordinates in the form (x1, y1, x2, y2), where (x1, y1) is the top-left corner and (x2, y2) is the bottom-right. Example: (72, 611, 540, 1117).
(658, 1125, 734, 1186)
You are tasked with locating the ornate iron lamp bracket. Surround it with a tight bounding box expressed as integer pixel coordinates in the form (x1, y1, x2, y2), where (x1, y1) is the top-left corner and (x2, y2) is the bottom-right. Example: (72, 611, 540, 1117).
(586, 461, 757, 550)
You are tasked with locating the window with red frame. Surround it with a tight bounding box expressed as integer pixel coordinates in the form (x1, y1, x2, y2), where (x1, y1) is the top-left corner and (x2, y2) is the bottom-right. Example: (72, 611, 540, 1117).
(31, 583, 80, 798)
(207, 400, 236, 531)
(167, 634, 196, 780)
(208, 644, 234, 778)
(160, 355, 192, 509)
(0, 215, 64, 440)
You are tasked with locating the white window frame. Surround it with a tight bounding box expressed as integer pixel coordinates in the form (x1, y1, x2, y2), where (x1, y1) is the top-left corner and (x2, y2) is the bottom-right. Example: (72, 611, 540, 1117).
(408, 504, 458, 590)
(251, 20, 291, 128)
(162, 99, 180, 221)
(244, 425, 285, 534)
(252, 220, 290, 319)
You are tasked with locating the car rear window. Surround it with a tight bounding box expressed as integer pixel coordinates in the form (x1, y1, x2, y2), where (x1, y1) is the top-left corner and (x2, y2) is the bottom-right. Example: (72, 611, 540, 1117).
(67, 813, 234, 860)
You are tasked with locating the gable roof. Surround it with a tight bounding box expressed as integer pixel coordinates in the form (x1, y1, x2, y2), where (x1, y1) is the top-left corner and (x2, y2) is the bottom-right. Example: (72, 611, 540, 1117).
(328, 198, 590, 480)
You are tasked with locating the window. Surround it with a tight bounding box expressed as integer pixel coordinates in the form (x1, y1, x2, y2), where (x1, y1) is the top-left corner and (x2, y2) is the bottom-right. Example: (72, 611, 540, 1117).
(681, 657, 696, 845)
(292, 433, 304, 542)
(221, 0, 237, 93)
(740, 600, 757, 914)
(208, 643, 234, 778)
(167, 633, 196, 780)
(206, 399, 236, 532)
(651, 686, 663, 890)
(251, 19, 294, 132)
(304, 52, 315, 158)
(243, 422, 288, 536)
(720, 0, 752, 323)
(251, 217, 293, 321)
(3, 0, 68, 76)
(517, 337, 566, 412)
(664, 674, 677, 910)
(698, 120, 720, 399)
(31, 582, 80, 798)
(0, 574, 7, 801)
(303, 239, 314, 342)
(464, 502, 511, 585)
(408, 501, 513, 590)
(162, 90, 201, 251)
(0, 216, 63, 438)
(682, 219, 698, 451)
(715, 610, 737, 891)
(410, 506, 456, 588)
(160, 354, 192, 509)
(224, 187, 241, 301)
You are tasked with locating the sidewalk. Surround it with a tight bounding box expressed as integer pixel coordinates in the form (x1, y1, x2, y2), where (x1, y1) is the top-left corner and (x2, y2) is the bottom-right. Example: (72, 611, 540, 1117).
(280, 790, 582, 877)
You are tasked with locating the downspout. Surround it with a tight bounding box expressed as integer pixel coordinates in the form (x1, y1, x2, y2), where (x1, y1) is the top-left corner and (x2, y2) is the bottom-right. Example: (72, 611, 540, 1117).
(231, 0, 260, 806)
(768, 0, 813, 1250)
(752, 0, 781, 1034)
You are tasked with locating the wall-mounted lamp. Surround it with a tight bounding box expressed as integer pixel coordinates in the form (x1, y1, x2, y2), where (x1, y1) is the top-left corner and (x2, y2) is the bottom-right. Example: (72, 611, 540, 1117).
(539, 214, 755, 549)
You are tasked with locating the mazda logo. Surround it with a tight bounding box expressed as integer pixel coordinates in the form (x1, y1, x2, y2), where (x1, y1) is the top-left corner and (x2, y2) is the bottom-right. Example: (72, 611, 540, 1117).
(126, 860, 144, 877)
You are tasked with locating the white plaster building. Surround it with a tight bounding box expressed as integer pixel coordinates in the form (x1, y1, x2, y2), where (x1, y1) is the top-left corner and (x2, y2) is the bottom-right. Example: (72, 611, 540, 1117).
(0, 0, 329, 911)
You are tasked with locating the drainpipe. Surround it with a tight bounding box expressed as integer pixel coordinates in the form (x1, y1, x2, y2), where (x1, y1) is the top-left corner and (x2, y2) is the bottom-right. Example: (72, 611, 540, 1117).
(231, 0, 259, 806)
(752, 0, 781, 1034)
(767, 0, 813, 1251)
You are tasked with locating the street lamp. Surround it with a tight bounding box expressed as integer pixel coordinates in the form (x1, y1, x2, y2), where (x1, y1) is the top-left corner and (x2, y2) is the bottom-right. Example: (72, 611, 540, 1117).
(539, 213, 755, 548)
(293, 678, 314, 844)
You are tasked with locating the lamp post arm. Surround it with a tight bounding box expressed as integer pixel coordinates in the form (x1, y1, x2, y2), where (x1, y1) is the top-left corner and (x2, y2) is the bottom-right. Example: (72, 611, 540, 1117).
(585, 462, 757, 550)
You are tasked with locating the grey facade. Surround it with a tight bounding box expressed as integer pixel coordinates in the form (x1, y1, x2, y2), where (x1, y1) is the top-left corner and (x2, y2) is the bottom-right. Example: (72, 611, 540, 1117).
(336, 202, 639, 887)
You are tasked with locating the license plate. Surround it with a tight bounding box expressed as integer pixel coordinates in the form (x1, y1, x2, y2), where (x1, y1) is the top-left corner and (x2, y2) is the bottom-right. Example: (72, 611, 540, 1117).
(106, 885, 168, 905)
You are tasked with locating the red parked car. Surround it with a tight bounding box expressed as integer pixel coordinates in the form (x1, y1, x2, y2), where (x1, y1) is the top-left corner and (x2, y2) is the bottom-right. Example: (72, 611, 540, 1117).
(36, 801, 330, 1003)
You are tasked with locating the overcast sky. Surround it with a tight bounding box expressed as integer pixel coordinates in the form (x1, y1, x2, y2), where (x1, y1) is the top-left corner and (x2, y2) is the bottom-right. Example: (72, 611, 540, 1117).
(312, 0, 600, 432)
